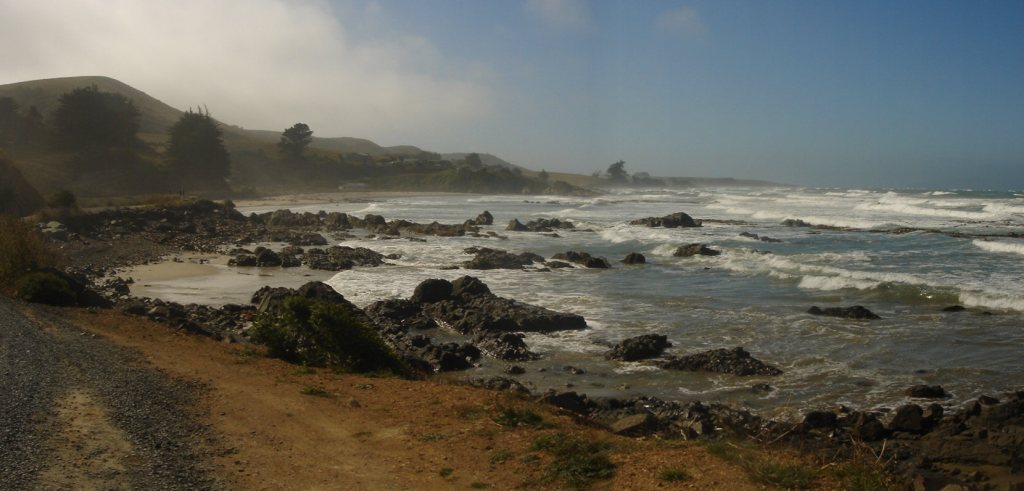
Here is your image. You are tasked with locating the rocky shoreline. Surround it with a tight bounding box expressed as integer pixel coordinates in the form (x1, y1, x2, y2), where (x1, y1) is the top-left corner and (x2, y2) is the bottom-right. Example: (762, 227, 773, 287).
(37, 199, 1024, 488)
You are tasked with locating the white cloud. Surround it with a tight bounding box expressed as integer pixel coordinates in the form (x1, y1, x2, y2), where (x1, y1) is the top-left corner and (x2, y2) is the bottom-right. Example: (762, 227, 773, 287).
(656, 6, 706, 38)
(525, 0, 593, 31)
(0, 0, 494, 145)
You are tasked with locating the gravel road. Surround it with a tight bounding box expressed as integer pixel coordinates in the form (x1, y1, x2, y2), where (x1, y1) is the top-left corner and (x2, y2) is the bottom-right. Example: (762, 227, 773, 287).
(0, 296, 219, 490)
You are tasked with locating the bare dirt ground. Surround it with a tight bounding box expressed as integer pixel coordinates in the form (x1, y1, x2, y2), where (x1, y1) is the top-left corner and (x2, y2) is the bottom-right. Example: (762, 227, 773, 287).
(51, 305, 787, 490)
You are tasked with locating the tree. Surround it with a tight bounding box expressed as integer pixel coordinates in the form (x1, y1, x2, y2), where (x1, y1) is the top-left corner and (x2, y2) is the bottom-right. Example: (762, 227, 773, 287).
(463, 153, 483, 169)
(606, 160, 628, 182)
(279, 123, 313, 159)
(166, 108, 230, 190)
(51, 86, 140, 150)
(538, 169, 549, 181)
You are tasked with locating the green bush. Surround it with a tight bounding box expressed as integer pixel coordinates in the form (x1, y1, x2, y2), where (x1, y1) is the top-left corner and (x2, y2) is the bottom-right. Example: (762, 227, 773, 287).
(15, 271, 76, 306)
(250, 297, 409, 376)
(46, 189, 79, 210)
(530, 433, 615, 488)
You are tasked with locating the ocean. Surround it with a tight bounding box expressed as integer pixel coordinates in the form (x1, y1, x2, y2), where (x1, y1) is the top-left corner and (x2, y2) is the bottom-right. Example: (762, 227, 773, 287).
(133, 187, 1024, 419)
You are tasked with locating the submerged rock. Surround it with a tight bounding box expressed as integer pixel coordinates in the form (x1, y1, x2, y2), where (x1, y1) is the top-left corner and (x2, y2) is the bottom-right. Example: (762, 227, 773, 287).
(906, 385, 948, 399)
(506, 217, 574, 232)
(630, 212, 701, 228)
(551, 251, 610, 268)
(462, 247, 544, 270)
(659, 347, 782, 376)
(621, 252, 646, 264)
(807, 305, 881, 320)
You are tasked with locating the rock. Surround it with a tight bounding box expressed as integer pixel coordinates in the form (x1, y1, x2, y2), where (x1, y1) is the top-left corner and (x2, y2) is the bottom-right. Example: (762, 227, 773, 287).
(907, 385, 948, 399)
(303, 246, 385, 271)
(889, 404, 925, 433)
(610, 413, 658, 436)
(630, 212, 701, 228)
(622, 252, 646, 264)
(472, 211, 493, 226)
(505, 219, 528, 231)
(802, 410, 838, 430)
(505, 365, 526, 375)
(659, 347, 782, 376)
(739, 231, 782, 243)
(451, 276, 491, 298)
(605, 334, 671, 361)
(672, 244, 721, 257)
(411, 278, 453, 303)
(462, 247, 544, 270)
(781, 218, 812, 227)
(942, 305, 967, 312)
(807, 305, 881, 320)
(541, 391, 591, 415)
(473, 331, 539, 361)
(466, 376, 530, 395)
(551, 251, 610, 268)
(228, 254, 257, 267)
(506, 217, 574, 232)
(255, 249, 282, 267)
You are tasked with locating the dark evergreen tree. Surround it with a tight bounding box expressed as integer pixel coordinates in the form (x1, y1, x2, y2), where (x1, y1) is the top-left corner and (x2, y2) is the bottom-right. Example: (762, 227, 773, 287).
(606, 160, 628, 182)
(279, 123, 313, 159)
(166, 108, 230, 191)
(51, 86, 140, 150)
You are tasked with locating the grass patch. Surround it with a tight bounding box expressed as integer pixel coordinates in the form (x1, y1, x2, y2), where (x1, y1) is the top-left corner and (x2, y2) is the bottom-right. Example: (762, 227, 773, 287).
(454, 403, 486, 420)
(659, 467, 691, 482)
(439, 467, 454, 478)
(488, 450, 514, 464)
(292, 365, 315, 375)
(469, 483, 491, 489)
(530, 433, 615, 489)
(492, 407, 552, 429)
(418, 433, 448, 442)
(0, 214, 56, 285)
(300, 385, 332, 397)
(830, 463, 893, 491)
(352, 431, 372, 439)
(699, 439, 820, 490)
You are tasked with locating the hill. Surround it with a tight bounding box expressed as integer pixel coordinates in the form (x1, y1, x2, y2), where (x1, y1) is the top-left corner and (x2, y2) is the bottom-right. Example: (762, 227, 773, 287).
(441, 152, 523, 170)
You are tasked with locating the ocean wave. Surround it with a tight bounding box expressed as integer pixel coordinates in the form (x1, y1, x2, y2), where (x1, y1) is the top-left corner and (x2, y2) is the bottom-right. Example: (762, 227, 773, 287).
(960, 292, 1024, 311)
(973, 239, 1024, 256)
(854, 201, 993, 220)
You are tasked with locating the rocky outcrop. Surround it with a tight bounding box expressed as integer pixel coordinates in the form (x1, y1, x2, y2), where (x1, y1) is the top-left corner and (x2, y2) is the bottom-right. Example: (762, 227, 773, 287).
(605, 334, 671, 361)
(506, 217, 575, 232)
(807, 305, 881, 320)
(468, 211, 493, 226)
(629, 212, 701, 228)
(621, 253, 646, 264)
(906, 385, 948, 399)
(461, 247, 544, 270)
(551, 251, 610, 268)
(303, 246, 386, 271)
(365, 276, 586, 362)
(672, 244, 721, 257)
(659, 347, 782, 376)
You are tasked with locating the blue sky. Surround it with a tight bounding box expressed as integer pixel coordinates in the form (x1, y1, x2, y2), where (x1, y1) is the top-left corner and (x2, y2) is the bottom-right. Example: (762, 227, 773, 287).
(2, 0, 1022, 188)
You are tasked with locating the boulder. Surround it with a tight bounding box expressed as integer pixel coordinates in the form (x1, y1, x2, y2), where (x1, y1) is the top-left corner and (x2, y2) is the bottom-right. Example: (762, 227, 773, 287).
(411, 278, 453, 303)
(802, 410, 838, 430)
(605, 334, 671, 361)
(672, 244, 721, 257)
(541, 391, 591, 415)
(472, 211, 494, 226)
(630, 212, 700, 228)
(610, 413, 658, 436)
(807, 305, 881, 320)
(889, 404, 925, 433)
(659, 347, 782, 376)
(451, 276, 491, 298)
(303, 246, 386, 271)
(622, 252, 646, 264)
(462, 247, 544, 270)
(506, 217, 574, 232)
(229, 254, 258, 267)
(906, 385, 948, 399)
(551, 251, 610, 268)
(256, 249, 282, 267)
(739, 231, 782, 243)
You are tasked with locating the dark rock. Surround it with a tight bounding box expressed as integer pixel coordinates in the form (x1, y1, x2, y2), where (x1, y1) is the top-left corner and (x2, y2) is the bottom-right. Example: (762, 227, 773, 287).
(256, 249, 282, 267)
(505, 365, 526, 375)
(622, 252, 646, 264)
(907, 385, 948, 399)
(610, 413, 658, 436)
(544, 260, 573, 269)
(505, 219, 528, 231)
(541, 391, 591, 415)
(473, 331, 539, 361)
(889, 404, 925, 433)
(551, 251, 610, 268)
(672, 243, 721, 257)
(472, 211, 493, 226)
(942, 305, 967, 312)
(303, 245, 385, 271)
(659, 347, 782, 376)
(451, 276, 491, 298)
(802, 410, 838, 430)
(739, 231, 782, 243)
(466, 376, 530, 395)
(228, 254, 257, 267)
(630, 212, 701, 228)
(411, 278, 453, 303)
(462, 247, 544, 270)
(605, 334, 671, 361)
(807, 305, 881, 320)
(506, 217, 575, 232)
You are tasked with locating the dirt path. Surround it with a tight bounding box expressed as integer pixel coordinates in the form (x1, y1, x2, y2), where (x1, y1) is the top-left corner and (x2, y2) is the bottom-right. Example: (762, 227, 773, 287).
(0, 296, 217, 490)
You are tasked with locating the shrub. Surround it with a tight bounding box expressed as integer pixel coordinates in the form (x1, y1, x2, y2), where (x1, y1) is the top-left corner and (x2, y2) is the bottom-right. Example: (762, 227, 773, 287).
(250, 297, 409, 376)
(0, 214, 53, 282)
(46, 189, 79, 210)
(15, 271, 76, 306)
(530, 433, 615, 488)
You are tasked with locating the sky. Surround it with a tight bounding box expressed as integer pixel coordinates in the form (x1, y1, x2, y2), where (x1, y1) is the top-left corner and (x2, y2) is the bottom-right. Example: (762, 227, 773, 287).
(1, 0, 1022, 189)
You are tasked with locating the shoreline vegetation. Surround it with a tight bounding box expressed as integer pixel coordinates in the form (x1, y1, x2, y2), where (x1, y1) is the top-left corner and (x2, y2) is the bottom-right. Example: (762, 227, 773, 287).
(2, 192, 1022, 489)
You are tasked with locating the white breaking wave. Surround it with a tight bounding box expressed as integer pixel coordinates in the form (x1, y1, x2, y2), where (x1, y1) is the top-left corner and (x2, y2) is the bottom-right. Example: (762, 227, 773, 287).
(960, 292, 1024, 312)
(973, 240, 1024, 256)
